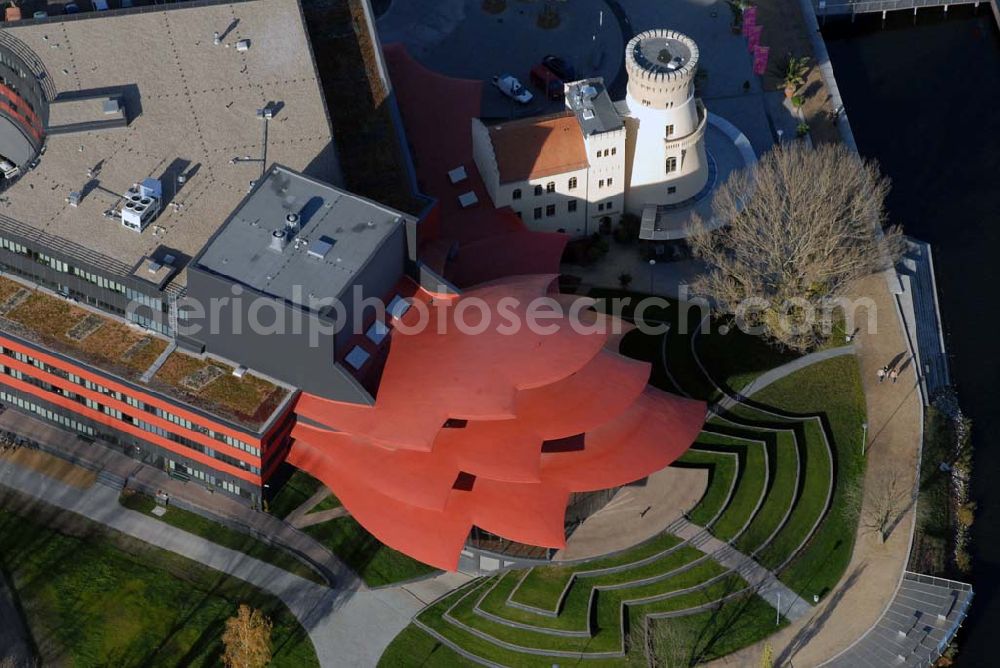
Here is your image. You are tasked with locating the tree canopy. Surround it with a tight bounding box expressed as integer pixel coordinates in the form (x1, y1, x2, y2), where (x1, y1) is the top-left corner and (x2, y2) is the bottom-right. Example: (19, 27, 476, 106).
(690, 142, 903, 350)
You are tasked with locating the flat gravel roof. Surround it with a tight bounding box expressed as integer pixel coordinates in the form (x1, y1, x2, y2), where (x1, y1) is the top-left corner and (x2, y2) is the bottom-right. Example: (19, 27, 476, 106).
(1, 0, 336, 288)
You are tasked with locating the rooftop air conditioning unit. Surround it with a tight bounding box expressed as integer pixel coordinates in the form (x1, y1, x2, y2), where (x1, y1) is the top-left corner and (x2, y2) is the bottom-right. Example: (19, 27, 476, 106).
(119, 177, 162, 232)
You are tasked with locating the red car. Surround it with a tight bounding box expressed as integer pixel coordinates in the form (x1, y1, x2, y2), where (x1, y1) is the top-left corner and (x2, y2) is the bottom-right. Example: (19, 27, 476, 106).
(530, 64, 563, 101)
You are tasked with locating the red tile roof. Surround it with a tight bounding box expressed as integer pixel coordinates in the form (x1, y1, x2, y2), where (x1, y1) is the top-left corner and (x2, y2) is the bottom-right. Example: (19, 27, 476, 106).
(488, 112, 588, 183)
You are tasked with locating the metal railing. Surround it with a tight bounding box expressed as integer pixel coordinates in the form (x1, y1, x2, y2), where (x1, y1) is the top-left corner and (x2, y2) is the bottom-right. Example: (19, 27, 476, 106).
(817, 0, 981, 14)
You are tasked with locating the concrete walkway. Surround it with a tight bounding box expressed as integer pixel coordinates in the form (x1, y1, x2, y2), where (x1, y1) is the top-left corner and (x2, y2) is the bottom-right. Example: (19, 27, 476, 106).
(671, 517, 813, 622)
(554, 464, 707, 561)
(292, 506, 350, 530)
(0, 459, 469, 666)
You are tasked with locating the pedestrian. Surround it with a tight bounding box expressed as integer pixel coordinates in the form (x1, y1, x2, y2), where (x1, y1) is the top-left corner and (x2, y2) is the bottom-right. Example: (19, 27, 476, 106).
(877, 366, 887, 383)
(890, 368, 899, 384)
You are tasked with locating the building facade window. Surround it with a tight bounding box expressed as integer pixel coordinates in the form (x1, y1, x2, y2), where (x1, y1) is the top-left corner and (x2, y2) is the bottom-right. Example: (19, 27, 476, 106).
(667, 186, 677, 194)
(545, 204, 556, 217)
(545, 182, 555, 194)
(611, 147, 617, 156)
(534, 185, 543, 196)
(512, 188, 522, 200)
(599, 179, 605, 188)
(666, 157, 678, 173)
(567, 200, 577, 213)
(603, 149, 609, 157)
(568, 177, 577, 190)
(665, 124, 674, 138)
(607, 177, 614, 187)
(533, 207, 542, 220)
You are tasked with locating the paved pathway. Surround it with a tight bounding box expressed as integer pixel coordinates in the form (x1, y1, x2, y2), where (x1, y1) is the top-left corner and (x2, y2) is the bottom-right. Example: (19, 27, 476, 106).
(0, 459, 469, 667)
(670, 518, 813, 622)
(0, 409, 352, 589)
(292, 506, 350, 530)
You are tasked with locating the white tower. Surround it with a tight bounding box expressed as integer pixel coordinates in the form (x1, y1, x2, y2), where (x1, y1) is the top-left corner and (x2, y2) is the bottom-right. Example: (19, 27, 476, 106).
(623, 30, 709, 215)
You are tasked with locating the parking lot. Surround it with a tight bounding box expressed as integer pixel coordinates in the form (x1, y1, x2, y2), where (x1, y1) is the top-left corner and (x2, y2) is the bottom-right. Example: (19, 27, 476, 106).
(377, 0, 623, 119)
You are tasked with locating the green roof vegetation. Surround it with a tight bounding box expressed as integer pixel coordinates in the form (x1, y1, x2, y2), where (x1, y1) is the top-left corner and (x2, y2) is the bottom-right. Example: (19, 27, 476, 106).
(0, 276, 166, 378)
(0, 276, 288, 430)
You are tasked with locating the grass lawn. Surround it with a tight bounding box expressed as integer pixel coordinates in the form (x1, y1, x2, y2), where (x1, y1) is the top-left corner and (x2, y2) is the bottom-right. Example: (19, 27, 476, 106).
(747, 356, 866, 600)
(645, 593, 788, 665)
(119, 490, 323, 584)
(509, 532, 681, 612)
(696, 320, 801, 394)
(695, 312, 849, 395)
(693, 434, 768, 542)
(303, 515, 438, 587)
(378, 624, 478, 667)
(480, 545, 708, 632)
(0, 502, 316, 667)
(674, 449, 737, 526)
(268, 468, 325, 519)
(722, 427, 799, 555)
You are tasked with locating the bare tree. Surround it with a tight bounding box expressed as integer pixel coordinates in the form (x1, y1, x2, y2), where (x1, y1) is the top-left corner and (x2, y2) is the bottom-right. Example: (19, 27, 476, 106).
(689, 142, 903, 351)
(221, 604, 273, 668)
(852, 470, 910, 544)
(630, 618, 698, 667)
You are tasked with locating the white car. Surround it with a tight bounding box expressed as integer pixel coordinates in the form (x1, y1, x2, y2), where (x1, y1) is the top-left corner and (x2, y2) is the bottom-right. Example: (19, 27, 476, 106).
(492, 75, 533, 105)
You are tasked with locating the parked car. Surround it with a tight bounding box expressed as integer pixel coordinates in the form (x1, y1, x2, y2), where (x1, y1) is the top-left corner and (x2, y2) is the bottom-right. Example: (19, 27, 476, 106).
(64, 3, 80, 14)
(33, 10, 49, 18)
(491, 74, 533, 104)
(543, 55, 576, 82)
(530, 64, 563, 101)
(94, 0, 109, 10)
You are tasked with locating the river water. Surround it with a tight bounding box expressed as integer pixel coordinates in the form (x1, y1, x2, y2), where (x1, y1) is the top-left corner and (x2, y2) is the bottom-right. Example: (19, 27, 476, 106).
(822, 7, 1000, 664)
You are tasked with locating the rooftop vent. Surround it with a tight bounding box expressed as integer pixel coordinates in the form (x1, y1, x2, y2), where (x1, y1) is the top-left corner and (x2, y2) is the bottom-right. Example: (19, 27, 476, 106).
(307, 235, 335, 260)
(236, 39, 250, 52)
(269, 228, 288, 252)
(582, 108, 595, 121)
(284, 212, 300, 234)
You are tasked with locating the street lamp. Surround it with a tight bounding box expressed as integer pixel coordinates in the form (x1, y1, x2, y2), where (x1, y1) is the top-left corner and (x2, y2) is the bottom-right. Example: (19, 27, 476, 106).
(861, 422, 868, 456)
(648, 259, 656, 294)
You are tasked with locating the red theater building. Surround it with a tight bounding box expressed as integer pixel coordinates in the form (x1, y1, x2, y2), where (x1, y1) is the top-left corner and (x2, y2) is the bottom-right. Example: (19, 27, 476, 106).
(0, 0, 704, 570)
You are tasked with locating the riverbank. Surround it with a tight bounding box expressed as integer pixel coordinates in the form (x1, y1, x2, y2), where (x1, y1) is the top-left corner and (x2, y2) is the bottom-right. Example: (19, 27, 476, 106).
(822, 7, 999, 665)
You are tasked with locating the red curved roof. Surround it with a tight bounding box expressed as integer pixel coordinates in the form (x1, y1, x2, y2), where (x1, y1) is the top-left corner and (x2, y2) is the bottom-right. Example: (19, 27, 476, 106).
(382, 45, 569, 287)
(288, 277, 705, 570)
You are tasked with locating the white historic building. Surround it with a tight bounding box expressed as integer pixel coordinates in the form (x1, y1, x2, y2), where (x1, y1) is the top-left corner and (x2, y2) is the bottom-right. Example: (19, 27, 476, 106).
(472, 29, 710, 238)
